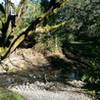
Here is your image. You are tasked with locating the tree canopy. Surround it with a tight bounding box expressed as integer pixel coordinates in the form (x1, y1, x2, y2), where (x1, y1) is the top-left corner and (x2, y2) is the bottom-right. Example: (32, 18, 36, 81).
(0, 0, 100, 85)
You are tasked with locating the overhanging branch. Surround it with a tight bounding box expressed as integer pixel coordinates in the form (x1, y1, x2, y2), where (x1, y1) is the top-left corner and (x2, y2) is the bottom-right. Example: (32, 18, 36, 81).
(1, 0, 66, 60)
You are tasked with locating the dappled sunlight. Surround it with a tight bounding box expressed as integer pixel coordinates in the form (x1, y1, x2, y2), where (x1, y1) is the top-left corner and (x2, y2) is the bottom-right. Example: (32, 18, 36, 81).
(36, 21, 66, 33)
(0, 0, 99, 100)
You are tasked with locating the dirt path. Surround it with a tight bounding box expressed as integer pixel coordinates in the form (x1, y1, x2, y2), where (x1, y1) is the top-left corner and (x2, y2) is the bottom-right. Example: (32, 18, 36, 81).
(0, 49, 94, 100)
(8, 81, 93, 100)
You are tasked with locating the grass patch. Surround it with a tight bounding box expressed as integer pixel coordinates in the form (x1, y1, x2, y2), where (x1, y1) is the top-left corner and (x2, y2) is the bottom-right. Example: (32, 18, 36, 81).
(0, 87, 24, 100)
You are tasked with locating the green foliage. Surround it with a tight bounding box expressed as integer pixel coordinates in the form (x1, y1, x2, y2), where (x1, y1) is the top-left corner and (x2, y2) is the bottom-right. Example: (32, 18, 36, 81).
(81, 60, 100, 83)
(22, 2, 42, 27)
(0, 0, 100, 85)
(0, 1, 100, 99)
(0, 87, 24, 100)
(63, 1, 100, 83)
(35, 32, 61, 52)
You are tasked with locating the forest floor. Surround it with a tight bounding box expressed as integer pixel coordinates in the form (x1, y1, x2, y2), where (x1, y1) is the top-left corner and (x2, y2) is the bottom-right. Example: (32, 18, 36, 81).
(8, 81, 93, 100)
(0, 48, 96, 100)
(0, 74, 94, 100)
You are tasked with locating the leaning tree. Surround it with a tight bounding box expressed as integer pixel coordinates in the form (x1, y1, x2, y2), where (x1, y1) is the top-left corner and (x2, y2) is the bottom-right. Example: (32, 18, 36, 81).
(0, 0, 66, 60)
